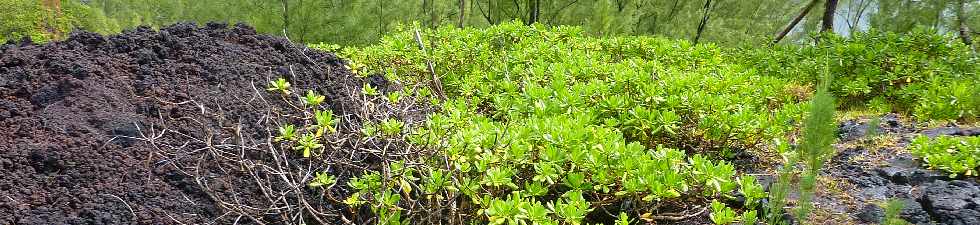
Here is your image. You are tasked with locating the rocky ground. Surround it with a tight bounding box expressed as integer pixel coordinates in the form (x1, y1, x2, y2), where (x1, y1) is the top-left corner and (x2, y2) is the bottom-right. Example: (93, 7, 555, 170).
(812, 114, 980, 224)
(1, 23, 429, 224)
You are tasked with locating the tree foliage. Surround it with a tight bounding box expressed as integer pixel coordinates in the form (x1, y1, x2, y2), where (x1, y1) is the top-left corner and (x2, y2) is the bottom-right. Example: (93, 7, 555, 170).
(65, 0, 980, 46)
(1, 0, 118, 43)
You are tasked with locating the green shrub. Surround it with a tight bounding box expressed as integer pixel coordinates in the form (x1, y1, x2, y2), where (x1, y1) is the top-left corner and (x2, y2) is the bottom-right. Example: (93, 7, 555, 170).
(315, 22, 974, 224)
(324, 22, 795, 224)
(910, 135, 980, 177)
(742, 30, 978, 121)
(1, 0, 119, 43)
(1, 0, 47, 43)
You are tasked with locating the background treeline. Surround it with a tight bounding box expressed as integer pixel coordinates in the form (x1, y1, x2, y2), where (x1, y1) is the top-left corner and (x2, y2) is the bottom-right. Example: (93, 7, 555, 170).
(3, 0, 979, 47)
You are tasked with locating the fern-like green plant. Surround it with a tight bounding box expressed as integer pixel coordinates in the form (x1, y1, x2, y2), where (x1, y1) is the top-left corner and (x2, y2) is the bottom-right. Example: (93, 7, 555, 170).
(797, 80, 838, 222)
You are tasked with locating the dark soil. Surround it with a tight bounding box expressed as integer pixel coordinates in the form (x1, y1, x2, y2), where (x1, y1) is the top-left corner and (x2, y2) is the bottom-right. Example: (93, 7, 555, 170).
(1, 23, 429, 224)
(814, 114, 980, 224)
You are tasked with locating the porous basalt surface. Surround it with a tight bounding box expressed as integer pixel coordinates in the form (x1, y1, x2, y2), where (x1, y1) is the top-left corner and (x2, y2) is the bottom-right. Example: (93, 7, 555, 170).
(816, 114, 980, 224)
(1, 23, 428, 224)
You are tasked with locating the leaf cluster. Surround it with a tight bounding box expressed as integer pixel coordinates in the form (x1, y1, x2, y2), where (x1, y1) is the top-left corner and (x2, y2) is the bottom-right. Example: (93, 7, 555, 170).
(910, 135, 980, 177)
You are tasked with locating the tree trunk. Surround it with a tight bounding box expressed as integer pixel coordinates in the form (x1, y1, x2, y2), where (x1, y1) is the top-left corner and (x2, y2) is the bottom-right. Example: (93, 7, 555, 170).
(490, 0, 494, 24)
(458, 0, 466, 28)
(773, 0, 820, 44)
(955, 0, 975, 53)
(692, 0, 712, 45)
(431, 0, 439, 28)
(298, 0, 307, 42)
(821, 0, 838, 33)
(526, 0, 540, 25)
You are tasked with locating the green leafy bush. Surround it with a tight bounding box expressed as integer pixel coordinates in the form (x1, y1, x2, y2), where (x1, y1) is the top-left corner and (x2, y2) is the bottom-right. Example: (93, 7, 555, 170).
(315, 21, 974, 224)
(743, 30, 979, 121)
(910, 135, 980, 177)
(323, 22, 790, 224)
(2, 0, 119, 43)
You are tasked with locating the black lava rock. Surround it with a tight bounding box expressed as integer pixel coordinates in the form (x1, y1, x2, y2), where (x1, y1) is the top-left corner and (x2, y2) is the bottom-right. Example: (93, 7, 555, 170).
(918, 180, 980, 225)
(899, 198, 931, 224)
(839, 120, 871, 141)
(856, 203, 884, 223)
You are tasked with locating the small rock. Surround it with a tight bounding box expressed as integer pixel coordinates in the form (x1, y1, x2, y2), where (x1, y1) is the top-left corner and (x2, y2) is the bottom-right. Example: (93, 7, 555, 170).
(922, 126, 966, 138)
(961, 128, 980, 136)
(755, 174, 776, 191)
(882, 114, 901, 127)
(877, 167, 908, 184)
(918, 180, 980, 224)
(839, 120, 869, 141)
(860, 186, 890, 200)
(907, 170, 947, 185)
(899, 198, 931, 224)
(932, 197, 970, 210)
(881, 158, 947, 185)
(856, 204, 884, 223)
(949, 180, 980, 193)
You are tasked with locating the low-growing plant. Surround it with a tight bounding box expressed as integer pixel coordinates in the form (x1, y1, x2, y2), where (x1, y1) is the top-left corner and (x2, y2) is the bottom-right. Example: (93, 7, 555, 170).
(386, 91, 403, 104)
(314, 110, 337, 134)
(744, 29, 978, 121)
(361, 122, 378, 137)
(710, 200, 737, 225)
(910, 135, 980, 177)
(308, 171, 337, 188)
(331, 22, 793, 224)
(690, 155, 737, 196)
(295, 133, 323, 158)
(549, 190, 592, 225)
(379, 119, 404, 136)
(316, 22, 976, 225)
(363, 83, 380, 96)
(737, 175, 765, 209)
(883, 199, 910, 225)
(302, 90, 326, 107)
(267, 77, 291, 95)
(741, 210, 758, 225)
(347, 61, 368, 77)
(614, 212, 630, 225)
(275, 124, 296, 142)
(766, 142, 795, 225)
(866, 117, 882, 137)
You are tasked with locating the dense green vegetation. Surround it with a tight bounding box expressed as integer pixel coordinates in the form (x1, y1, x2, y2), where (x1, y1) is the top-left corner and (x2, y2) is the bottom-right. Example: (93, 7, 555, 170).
(911, 135, 980, 178)
(305, 21, 973, 224)
(1, 0, 118, 43)
(745, 30, 979, 121)
(6, 0, 980, 47)
(4, 1, 978, 224)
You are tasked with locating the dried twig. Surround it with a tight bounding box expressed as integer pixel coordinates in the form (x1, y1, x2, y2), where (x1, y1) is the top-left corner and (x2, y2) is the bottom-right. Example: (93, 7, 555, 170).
(413, 28, 446, 100)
